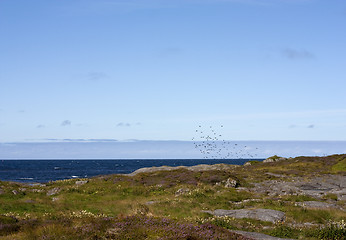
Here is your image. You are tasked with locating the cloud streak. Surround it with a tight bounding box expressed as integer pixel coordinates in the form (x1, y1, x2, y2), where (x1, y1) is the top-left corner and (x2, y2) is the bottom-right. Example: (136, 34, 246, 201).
(198, 109, 346, 121)
(282, 48, 315, 60)
(87, 71, 108, 81)
(42, 138, 118, 142)
(61, 120, 71, 126)
(117, 122, 131, 127)
(0, 140, 345, 159)
(116, 122, 141, 127)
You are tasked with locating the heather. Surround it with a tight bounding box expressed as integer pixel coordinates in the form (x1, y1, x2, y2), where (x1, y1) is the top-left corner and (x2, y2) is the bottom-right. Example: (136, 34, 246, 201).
(0, 154, 345, 239)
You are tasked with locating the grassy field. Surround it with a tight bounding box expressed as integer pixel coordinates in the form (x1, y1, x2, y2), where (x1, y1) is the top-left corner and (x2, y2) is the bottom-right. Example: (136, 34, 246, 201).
(0, 154, 345, 239)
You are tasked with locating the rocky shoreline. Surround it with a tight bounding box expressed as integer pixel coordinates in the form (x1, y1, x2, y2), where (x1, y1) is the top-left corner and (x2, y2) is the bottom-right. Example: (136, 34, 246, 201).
(0, 154, 345, 239)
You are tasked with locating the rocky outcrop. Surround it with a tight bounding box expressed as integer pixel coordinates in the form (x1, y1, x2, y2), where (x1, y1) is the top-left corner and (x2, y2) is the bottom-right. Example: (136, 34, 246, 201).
(175, 188, 190, 196)
(294, 201, 342, 209)
(47, 187, 61, 196)
(203, 209, 286, 223)
(225, 178, 238, 188)
(215, 178, 238, 188)
(230, 199, 261, 205)
(127, 164, 239, 176)
(263, 155, 288, 163)
(250, 175, 346, 201)
(75, 180, 88, 186)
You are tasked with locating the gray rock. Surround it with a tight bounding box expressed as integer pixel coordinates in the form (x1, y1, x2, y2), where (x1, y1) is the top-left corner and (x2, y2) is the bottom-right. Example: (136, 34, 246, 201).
(127, 164, 239, 176)
(230, 199, 261, 205)
(175, 188, 190, 196)
(250, 175, 346, 201)
(75, 180, 88, 185)
(145, 201, 157, 205)
(47, 187, 61, 196)
(295, 201, 341, 209)
(263, 156, 287, 163)
(31, 189, 44, 193)
(244, 162, 252, 166)
(265, 172, 286, 178)
(29, 183, 46, 187)
(330, 189, 346, 201)
(225, 178, 238, 188)
(0, 188, 4, 195)
(204, 208, 285, 223)
(263, 158, 275, 163)
(12, 190, 19, 195)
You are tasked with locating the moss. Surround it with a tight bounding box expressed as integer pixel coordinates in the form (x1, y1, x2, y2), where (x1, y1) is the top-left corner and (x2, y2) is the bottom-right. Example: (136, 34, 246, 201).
(247, 160, 261, 165)
(0, 154, 345, 239)
(0, 215, 18, 224)
(331, 157, 346, 173)
(268, 155, 281, 160)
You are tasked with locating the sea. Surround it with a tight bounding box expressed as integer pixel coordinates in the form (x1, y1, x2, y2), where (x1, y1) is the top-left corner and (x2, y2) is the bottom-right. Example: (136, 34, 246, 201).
(0, 159, 261, 183)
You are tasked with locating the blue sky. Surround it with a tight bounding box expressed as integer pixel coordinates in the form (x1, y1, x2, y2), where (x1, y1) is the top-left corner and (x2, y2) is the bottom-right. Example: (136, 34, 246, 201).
(1, 0, 346, 158)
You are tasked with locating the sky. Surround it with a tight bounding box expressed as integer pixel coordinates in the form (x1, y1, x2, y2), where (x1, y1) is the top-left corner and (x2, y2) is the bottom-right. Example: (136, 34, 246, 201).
(1, 0, 346, 158)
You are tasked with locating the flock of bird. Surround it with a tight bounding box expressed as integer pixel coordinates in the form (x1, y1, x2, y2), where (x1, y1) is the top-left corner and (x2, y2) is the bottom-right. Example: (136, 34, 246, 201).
(192, 125, 258, 159)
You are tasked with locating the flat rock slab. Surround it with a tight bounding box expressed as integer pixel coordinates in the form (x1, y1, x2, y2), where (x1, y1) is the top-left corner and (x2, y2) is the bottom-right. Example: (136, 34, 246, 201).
(231, 230, 295, 240)
(295, 201, 341, 209)
(204, 209, 285, 223)
(251, 175, 346, 201)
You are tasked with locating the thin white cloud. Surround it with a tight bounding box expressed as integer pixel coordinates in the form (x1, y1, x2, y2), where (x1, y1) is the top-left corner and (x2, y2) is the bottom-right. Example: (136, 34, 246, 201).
(0, 140, 344, 159)
(61, 120, 72, 126)
(116, 122, 141, 127)
(282, 48, 315, 60)
(199, 109, 346, 121)
(87, 71, 108, 81)
(117, 122, 131, 127)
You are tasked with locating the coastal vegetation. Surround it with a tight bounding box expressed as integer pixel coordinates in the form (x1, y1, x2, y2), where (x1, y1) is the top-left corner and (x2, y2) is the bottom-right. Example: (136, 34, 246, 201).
(0, 154, 345, 239)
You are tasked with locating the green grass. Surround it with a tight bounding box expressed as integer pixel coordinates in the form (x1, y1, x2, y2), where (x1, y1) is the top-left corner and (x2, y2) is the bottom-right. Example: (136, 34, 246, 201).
(331, 157, 346, 173)
(0, 154, 345, 239)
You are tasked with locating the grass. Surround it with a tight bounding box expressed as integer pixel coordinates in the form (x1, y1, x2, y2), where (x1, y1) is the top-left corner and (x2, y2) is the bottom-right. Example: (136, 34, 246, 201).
(0, 154, 345, 239)
(331, 156, 346, 173)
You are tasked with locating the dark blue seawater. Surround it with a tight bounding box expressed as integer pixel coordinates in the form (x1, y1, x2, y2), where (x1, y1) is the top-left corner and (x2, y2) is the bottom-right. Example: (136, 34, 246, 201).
(0, 159, 263, 183)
